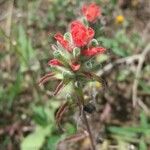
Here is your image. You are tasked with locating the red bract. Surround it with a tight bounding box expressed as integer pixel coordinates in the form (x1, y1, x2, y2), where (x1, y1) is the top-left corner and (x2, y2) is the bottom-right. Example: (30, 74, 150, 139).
(38, 72, 55, 85)
(48, 59, 62, 66)
(54, 33, 72, 52)
(71, 21, 94, 47)
(82, 47, 106, 57)
(70, 62, 80, 71)
(82, 3, 101, 22)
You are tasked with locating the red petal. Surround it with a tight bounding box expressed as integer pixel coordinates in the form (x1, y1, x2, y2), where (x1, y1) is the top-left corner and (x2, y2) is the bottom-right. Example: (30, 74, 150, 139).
(71, 21, 83, 29)
(71, 21, 95, 47)
(95, 47, 106, 53)
(54, 32, 64, 41)
(54, 33, 72, 52)
(87, 27, 95, 39)
(82, 47, 106, 57)
(70, 62, 80, 71)
(48, 59, 62, 66)
(82, 5, 87, 14)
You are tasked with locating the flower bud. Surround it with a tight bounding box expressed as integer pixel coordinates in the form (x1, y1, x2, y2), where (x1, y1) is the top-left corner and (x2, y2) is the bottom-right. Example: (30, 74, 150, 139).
(82, 3, 101, 23)
(73, 47, 80, 58)
(53, 50, 61, 58)
(51, 44, 59, 51)
(91, 39, 99, 46)
(70, 62, 80, 71)
(66, 93, 72, 100)
(75, 80, 86, 88)
(62, 71, 74, 79)
(74, 81, 80, 88)
(48, 59, 62, 66)
(55, 32, 72, 52)
(85, 60, 95, 69)
(53, 50, 69, 66)
(82, 17, 89, 27)
(64, 32, 72, 43)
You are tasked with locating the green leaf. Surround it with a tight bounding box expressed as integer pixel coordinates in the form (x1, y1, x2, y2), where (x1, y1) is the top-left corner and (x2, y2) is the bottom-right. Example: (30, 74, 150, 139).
(139, 139, 147, 150)
(98, 30, 133, 57)
(108, 126, 137, 138)
(116, 69, 130, 81)
(82, 17, 89, 27)
(114, 135, 139, 143)
(64, 123, 76, 135)
(109, 126, 150, 136)
(111, 0, 117, 5)
(32, 106, 48, 126)
(47, 135, 61, 150)
(115, 31, 129, 45)
(64, 32, 72, 43)
(6, 72, 22, 104)
(96, 54, 108, 63)
(139, 80, 150, 94)
(140, 111, 149, 128)
(112, 47, 128, 57)
(98, 37, 129, 57)
(18, 25, 28, 58)
(21, 125, 52, 150)
(98, 37, 112, 48)
(91, 39, 99, 46)
(17, 24, 39, 72)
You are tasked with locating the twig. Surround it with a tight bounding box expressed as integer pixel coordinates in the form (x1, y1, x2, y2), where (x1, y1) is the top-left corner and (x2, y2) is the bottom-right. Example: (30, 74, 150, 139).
(132, 43, 150, 107)
(97, 44, 150, 108)
(5, 0, 14, 72)
(97, 54, 140, 76)
(138, 99, 150, 115)
(97, 21, 150, 77)
(5, 0, 14, 38)
(141, 22, 150, 44)
(0, 13, 8, 21)
(97, 19, 150, 112)
(131, 21, 150, 107)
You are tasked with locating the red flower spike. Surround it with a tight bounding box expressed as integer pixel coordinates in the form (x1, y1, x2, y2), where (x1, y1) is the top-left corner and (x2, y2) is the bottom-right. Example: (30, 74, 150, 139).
(82, 47, 106, 57)
(70, 62, 81, 71)
(48, 59, 62, 66)
(54, 33, 72, 52)
(71, 21, 95, 47)
(82, 3, 101, 22)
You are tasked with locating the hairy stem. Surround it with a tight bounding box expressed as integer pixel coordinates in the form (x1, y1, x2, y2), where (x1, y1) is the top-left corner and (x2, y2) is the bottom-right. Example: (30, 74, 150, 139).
(75, 86, 96, 150)
(82, 107, 96, 150)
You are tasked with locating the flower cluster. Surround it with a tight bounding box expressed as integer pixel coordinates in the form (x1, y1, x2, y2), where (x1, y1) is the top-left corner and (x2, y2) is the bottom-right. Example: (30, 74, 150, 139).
(82, 3, 101, 22)
(39, 3, 106, 95)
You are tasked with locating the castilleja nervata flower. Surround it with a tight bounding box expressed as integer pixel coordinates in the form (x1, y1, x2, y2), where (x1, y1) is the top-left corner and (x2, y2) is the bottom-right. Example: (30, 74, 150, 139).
(39, 3, 106, 96)
(39, 3, 106, 149)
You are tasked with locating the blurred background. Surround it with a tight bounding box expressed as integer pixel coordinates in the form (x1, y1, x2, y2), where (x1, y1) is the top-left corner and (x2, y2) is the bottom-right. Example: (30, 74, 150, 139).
(0, 0, 150, 150)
